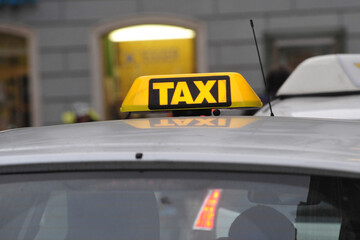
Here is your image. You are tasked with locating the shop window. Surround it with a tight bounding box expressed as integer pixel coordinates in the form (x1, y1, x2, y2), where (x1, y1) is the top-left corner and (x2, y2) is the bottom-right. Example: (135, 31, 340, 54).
(101, 24, 197, 119)
(0, 33, 30, 130)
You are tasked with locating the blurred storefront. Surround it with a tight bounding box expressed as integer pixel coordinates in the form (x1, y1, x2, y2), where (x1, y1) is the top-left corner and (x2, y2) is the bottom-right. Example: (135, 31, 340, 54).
(91, 15, 207, 120)
(0, 33, 30, 130)
(102, 24, 196, 119)
(0, 0, 359, 126)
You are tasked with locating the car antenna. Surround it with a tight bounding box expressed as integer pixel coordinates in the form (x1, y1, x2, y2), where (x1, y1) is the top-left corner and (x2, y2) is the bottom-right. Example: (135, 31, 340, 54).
(250, 19, 274, 117)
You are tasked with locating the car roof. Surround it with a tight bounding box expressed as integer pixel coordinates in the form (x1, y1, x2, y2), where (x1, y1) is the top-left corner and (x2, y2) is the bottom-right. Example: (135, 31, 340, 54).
(0, 116, 359, 177)
(256, 95, 360, 119)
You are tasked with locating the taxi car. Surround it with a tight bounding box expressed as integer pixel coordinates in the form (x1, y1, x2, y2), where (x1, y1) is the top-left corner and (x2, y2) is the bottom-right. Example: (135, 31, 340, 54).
(0, 72, 359, 240)
(256, 54, 360, 119)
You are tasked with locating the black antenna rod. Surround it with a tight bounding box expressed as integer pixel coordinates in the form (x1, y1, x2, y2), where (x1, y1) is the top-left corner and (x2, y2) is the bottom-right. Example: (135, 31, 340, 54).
(250, 19, 274, 117)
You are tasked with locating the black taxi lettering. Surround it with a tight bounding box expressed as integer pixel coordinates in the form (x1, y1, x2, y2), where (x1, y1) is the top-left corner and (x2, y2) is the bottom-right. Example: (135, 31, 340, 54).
(148, 76, 231, 110)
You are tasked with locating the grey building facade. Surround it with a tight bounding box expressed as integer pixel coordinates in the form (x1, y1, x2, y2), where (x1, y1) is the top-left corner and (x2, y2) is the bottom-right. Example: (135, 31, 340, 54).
(0, 0, 359, 126)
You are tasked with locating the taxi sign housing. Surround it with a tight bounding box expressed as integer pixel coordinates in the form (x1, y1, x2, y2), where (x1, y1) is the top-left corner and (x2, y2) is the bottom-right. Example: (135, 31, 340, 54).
(121, 72, 262, 112)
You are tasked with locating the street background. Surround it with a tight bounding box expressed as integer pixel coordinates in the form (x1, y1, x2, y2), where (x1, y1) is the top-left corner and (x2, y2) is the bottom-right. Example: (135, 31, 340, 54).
(0, 0, 359, 128)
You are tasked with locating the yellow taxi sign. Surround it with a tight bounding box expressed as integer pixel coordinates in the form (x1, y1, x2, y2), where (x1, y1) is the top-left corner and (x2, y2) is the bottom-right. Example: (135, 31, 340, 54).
(120, 72, 262, 112)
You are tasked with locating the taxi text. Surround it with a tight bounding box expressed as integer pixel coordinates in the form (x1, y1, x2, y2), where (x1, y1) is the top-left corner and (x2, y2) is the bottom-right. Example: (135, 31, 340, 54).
(148, 76, 231, 110)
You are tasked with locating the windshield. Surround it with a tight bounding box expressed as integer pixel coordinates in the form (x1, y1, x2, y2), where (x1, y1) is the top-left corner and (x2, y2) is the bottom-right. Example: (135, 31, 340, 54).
(0, 171, 359, 240)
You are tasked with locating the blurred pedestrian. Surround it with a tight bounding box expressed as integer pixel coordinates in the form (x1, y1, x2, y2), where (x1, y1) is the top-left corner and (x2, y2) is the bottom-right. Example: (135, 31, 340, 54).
(62, 102, 99, 124)
(265, 65, 291, 101)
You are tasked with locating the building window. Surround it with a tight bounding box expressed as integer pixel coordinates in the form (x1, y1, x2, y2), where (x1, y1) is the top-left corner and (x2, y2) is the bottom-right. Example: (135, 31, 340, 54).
(265, 29, 345, 71)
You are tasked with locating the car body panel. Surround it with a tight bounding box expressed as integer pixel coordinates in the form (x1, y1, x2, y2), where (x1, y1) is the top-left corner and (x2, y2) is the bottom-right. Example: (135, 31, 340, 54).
(256, 95, 360, 119)
(0, 116, 359, 176)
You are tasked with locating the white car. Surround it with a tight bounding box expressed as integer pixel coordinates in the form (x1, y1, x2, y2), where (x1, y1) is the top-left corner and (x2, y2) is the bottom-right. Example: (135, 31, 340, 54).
(256, 54, 360, 119)
(0, 72, 359, 240)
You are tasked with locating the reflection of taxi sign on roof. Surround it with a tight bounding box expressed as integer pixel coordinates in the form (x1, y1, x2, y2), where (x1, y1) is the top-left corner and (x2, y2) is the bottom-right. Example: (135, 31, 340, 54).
(120, 72, 262, 112)
(124, 117, 258, 129)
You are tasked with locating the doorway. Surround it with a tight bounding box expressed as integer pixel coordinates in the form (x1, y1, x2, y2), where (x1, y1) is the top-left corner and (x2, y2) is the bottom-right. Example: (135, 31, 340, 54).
(103, 24, 197, 119)
(91, 16, 207, 120)
(0, 32, 30, 129)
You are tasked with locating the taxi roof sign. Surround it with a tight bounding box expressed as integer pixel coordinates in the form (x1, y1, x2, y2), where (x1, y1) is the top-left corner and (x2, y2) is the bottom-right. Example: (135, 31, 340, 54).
(277, 54, 360, 96)
(120, 72, 262, 112)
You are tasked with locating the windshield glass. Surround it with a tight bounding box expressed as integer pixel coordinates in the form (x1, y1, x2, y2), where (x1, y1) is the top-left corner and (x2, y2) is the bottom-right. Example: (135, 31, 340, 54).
(0, 171, 359, 240)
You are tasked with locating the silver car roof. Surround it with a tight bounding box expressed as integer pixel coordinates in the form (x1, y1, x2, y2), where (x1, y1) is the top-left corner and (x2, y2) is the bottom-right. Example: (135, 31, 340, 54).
(0, 116, 359, 177)
(256, 95, 360, 120)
